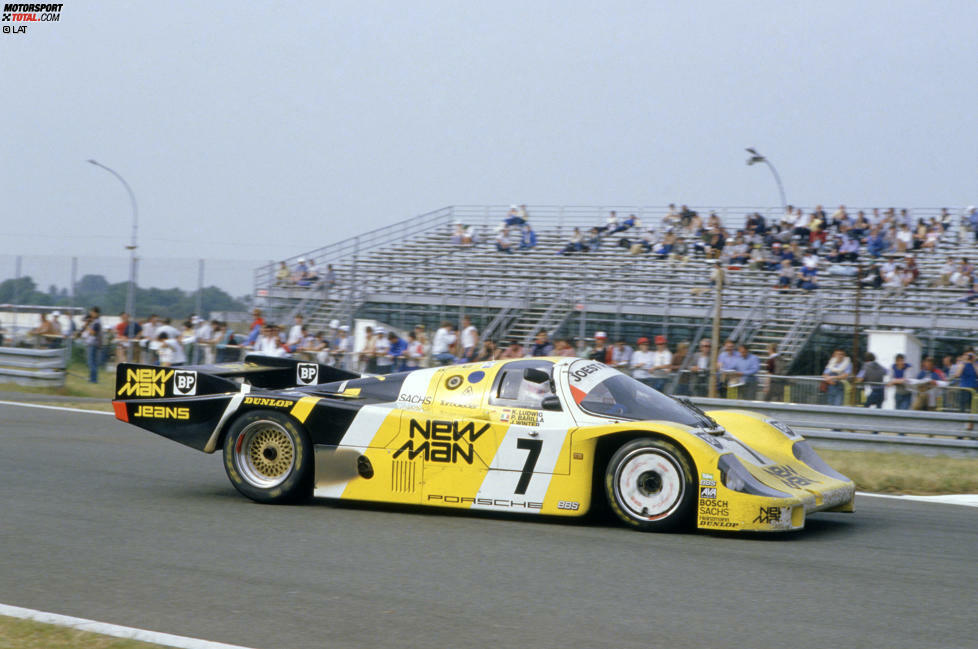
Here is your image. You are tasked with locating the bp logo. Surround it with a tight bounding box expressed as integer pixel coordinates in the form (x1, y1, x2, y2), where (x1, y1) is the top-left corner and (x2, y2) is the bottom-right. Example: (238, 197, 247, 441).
(173, 370, 197, 396)
(445, 375, 463, 390)
(297, 363, 319, 385)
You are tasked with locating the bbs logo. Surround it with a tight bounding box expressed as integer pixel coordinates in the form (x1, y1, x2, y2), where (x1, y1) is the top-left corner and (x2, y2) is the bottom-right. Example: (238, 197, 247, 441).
(173, 371, 197, 396)
(699, 486, 717, 499)
(297, 363, 319, 385)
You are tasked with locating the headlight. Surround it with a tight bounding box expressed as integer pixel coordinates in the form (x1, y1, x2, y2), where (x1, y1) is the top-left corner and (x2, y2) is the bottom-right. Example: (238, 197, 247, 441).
(718, 454, 791, 498)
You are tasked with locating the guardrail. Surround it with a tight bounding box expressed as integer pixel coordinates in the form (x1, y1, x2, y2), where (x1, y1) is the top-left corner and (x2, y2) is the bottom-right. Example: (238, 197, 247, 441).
(689, 396, 977, 454)
(0, 345, 68, 387)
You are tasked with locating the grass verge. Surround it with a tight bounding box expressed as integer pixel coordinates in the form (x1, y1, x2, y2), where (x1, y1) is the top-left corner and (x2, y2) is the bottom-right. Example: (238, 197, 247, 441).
(817, 448, 978, 495)
(0, 615, 170, 649)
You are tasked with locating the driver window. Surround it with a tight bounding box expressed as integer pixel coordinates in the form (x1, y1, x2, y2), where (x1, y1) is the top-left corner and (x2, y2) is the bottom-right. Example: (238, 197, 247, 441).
(491, 370, 548, 409)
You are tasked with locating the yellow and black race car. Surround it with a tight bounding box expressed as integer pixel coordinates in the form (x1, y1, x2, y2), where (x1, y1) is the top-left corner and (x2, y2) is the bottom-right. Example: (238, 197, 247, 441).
(113, 355, 855, 532)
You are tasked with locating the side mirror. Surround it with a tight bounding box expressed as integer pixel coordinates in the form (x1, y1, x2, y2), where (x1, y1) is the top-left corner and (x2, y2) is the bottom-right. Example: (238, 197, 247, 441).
(523, 368, 551, 384)
(541, 395, 563, 411)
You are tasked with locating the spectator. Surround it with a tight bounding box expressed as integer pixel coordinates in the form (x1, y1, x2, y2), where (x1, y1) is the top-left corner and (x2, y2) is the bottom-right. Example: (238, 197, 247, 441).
(912, 357, 944, 411)
(300, 331, 328, 364)
(966, 206, 978, 242)
(404, 331, 425, 370)
(286, 314, 305, 352)
(113, 312, 141, 363)
(325, 264, 337, 291)
(855, 352, 887, 408)
(374, 328, 393, 374)
(716, 340, 739, 397)
(496, 227, 514, 254)
(528, 330, 554, 357)
(776, 259, 795, 289)
(155, 331, 181, 366)
(332, 325, 353, 370)
(518, 224, 537, 250)
(588, 332, 611, 363)
(690, 339, 712, 396)
(630, 337, 655, 382)
(431, 321, 457, 366)
(459, 316, 479, 361)
(504, 205, 526, 227)
(730, 344, 760, 400)
(499, 340, 524, 359)
(451, 222, 465, 245)
(888, 354, 913, 410)
(30, 312, 59, 349)
(386, 331, 407, 372)
(413, 324, 431, 367)
(358, 325, 377, 372)
(610, 339, 633, 371)
(78, 307, 103, 383)
(671, 341, 690, 396)
(554, 338, 576, 357)
(474, 339, 499, 362)
(821, 348, 852, 406)
(558, 228, 587, 255)
(305, 259, 320, 283)
(464, 224, 479, 245)
(949, 351, 978, 412)
(292, 258, 309, 286)
(275, 261, 291, 286)
(648, 335, 673, 392)
(764, 343, 789, 402)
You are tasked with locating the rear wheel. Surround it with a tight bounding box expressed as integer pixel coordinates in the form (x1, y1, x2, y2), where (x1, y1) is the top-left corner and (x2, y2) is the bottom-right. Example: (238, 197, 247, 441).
(604, 438, 695, 532)
(223, 410, 312, 503)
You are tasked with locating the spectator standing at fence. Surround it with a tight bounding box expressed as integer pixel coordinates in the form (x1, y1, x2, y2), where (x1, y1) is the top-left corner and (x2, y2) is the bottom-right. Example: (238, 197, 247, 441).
(78, 307, 103, 384)
(716, 340, 740, 397)
(647, 335, 673, 392)
(728, 344, 760, 400)
(610, 339, 633, 371)
(855, 352, 887, 408)
(888, 354, 913, 410)
(332, 325, 352, 369)
(404, 331, 425, 370)
(386, 331, 407, 373)
(950, 351, 978, 412)
(431, 321, 457, 365)
(113, 312, 142, 363)
(500, 340, 524, 359)
(588, 332, 611, 363)
(286, 314, 305, 352)
(460, 316, 479, 361)
(554, 338, 576, 357)
(912, 357, 944, 411)
(671, 341, 690, 395)
(630, 338, 655, 382)
(529, 330, 554, 357)
(357, 325, 376, 372)
(691, 339, 712, 396)
(821, 348, 852, 406)
(371, 328, 391, 374)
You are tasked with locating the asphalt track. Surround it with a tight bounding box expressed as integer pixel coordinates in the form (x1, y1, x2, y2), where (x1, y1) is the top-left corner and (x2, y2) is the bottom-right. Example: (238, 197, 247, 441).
(1, 403, 975, 649)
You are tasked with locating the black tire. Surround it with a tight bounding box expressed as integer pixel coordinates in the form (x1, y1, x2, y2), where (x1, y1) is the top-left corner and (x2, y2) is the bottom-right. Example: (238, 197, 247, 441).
(222, 410, 313, 504)
(604, 437, 695, 532)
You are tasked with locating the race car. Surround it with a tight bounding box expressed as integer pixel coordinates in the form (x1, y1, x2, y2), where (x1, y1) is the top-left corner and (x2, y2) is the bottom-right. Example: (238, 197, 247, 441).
(112, 355, 855, 532)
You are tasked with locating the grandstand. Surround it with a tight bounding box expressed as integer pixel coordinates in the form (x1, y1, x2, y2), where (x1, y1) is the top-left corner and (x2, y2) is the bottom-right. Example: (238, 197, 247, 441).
(254, 204, 978, 373)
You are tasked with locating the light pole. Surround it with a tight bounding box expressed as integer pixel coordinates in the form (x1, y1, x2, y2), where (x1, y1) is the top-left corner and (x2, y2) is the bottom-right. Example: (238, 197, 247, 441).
(87, 159, 138, 360)
(745, 148, 787, 214)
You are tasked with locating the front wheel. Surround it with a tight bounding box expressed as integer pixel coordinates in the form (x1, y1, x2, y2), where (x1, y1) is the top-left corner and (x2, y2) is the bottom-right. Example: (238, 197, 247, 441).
(223, 410, 312, 504)
(605, 438, 695, 532)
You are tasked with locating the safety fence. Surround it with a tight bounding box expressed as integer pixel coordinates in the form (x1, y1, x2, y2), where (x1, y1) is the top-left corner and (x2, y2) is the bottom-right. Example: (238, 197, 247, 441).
(0, 346, 69, 387)
(689, 396, 977, 454)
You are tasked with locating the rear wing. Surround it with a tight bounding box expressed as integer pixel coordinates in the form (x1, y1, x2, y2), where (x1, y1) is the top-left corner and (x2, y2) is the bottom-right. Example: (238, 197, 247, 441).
(114, 355, 360, 400)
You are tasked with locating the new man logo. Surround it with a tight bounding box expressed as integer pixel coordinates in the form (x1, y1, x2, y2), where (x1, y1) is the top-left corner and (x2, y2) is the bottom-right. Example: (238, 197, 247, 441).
(117, 368, 174, 397)
(393, 419, 490, 464)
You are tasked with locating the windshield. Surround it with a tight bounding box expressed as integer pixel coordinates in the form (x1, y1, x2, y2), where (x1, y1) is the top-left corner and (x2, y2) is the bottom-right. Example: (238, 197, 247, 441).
(567, 361, 703, 426)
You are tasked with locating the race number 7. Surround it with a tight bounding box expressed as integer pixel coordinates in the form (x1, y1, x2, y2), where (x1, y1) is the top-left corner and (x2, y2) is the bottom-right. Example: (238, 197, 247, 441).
(515, 438, 542, 495)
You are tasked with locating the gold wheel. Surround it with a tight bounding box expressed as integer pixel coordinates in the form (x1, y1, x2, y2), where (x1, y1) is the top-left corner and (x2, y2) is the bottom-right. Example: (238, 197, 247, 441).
(234, 420, 297, 489)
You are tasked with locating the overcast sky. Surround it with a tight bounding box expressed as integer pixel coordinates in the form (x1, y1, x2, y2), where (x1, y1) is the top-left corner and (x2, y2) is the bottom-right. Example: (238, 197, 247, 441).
(2, 1, 976, 294)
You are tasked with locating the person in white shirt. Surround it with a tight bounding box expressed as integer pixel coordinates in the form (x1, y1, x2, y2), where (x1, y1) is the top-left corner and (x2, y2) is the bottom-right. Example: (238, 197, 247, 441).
(610, 340, 633, 370)
(630, 338, 656, 380)
(156, 331, 187, 366)
(373, 327, 392, 374)
(460, 316, 479, 361)
(286, 314, 305, 350)
(431, 321, 457, 365)
(195, 317, 215, 364)
(649, 335, 673, 392)
(333, 325, 353, 370)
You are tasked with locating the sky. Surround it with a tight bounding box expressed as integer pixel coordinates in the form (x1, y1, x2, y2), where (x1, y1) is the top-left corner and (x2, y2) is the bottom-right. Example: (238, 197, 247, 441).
(1, 1, 976, 295)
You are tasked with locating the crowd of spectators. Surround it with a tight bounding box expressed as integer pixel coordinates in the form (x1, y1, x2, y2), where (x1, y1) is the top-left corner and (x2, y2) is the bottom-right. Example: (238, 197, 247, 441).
(274, 257, 336, 290)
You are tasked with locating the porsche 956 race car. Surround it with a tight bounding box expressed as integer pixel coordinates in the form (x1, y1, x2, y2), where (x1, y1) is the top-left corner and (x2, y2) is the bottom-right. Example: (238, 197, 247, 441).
(112, 355, 855, 532)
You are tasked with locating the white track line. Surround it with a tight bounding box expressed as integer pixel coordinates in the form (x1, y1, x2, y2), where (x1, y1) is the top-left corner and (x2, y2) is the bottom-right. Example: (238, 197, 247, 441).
(0, 399, 113, 416)
(0, 603, 259, 649)
(857, 492, 978, 507)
